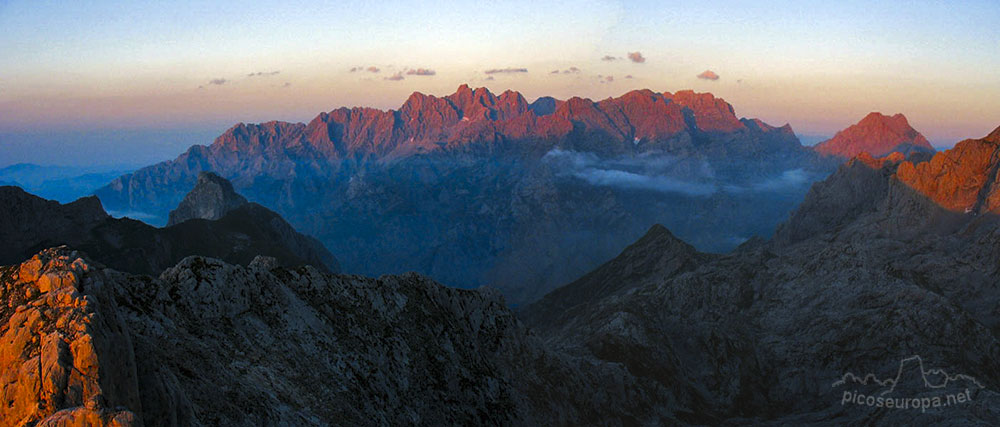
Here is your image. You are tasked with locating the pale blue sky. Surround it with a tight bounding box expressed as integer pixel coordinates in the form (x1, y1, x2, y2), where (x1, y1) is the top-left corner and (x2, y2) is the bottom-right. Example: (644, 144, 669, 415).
(1, 0, 998, 165)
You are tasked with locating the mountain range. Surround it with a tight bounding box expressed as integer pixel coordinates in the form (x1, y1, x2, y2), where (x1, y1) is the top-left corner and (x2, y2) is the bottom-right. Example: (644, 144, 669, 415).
(94, 86, 848, 303)
(5, 124, 1000, 425)
(0, 163, 136, 203)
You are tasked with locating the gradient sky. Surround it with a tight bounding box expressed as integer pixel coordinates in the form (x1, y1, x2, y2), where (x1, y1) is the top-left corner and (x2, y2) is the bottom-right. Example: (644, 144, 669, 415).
(1, 0, 999, 165)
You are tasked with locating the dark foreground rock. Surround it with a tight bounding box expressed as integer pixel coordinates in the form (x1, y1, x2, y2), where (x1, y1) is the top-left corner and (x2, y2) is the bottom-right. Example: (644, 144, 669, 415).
(1, 247, 677, 426)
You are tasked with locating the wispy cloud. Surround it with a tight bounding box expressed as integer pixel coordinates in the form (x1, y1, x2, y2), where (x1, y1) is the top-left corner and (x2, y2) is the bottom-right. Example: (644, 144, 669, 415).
(484, 67, 528, 74)
(551, 66, 581, 75)
(207, 78, 228, 85)
(247, 70, 280, 77)
(484, 76, 495, 81)
(282, 82, 291, 88)
(697, 70, 720, 81)
(542, 149, 717, 196)
(350, 66, 381, 73)
(601, 55, 618, 61)
(543, 149, 817, 197)
(406, 68, 436, 76)
(628, 52, 646, 63)
(625, 74, 633, 79)
(384, 72, 404, 81)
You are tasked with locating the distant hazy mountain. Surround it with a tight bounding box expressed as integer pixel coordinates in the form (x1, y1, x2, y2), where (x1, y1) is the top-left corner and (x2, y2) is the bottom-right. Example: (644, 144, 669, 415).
(521, 125, 1000, 424)
(96, 85, 836, 303)
(814, 112, 934, 158)
(0, 182, 338, 274)
(0, 163, 136, 203)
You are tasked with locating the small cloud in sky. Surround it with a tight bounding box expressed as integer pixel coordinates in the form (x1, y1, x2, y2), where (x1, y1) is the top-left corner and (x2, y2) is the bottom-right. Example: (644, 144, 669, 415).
(605, 75, 614, 82)
(384, 72, 404, 81)
(247, 70, 280, 77)
(601, 55, 618, 61)
(484, 76, 495, 81)
(551, 66, 581, 75)
(282, 82, 291, 88)
(406, 68, 436, 76)
(628, 52, 646, 63)
(349, 67, 359, 72)
(484, 67, 528, 74)
(366, 66, 380, 73)
(697, 70, 720, 81)
(208, 78, 228, 86)
(625, 74, 633, 79)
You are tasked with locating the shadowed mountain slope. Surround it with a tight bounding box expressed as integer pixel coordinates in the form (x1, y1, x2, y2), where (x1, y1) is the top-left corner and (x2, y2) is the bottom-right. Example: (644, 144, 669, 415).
(521, 126, 1000, 424)
(0, 182, 338, 274)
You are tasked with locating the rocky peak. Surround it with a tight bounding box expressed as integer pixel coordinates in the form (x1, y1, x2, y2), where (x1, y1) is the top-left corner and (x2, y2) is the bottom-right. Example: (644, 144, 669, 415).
(166, 171, 248, 226)
(523, 224, 712, 331)
(894, 130, 1000, 214)
(777, 126, 1000, 245)
(445, 84, 500, 121)
(814, 112, 934, 158)
(664, 90, 745, 133)
(213, 121, 310, 157)
(528, 96, 560, 116)
(986, 125, 1000, 142)
(497, 89, 529, 119)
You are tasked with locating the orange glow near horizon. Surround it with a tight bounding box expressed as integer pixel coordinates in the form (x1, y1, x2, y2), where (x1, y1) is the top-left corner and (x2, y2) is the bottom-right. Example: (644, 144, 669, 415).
(1, 0, 999, 150)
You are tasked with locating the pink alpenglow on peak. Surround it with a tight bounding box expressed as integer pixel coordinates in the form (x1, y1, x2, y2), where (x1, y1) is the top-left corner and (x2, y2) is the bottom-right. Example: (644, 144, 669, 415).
(814, 112, 934, 158)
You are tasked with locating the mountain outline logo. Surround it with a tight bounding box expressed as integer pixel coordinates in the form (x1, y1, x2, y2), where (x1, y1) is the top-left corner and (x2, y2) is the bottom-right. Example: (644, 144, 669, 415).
(833, 355, 986, 412)
(832, 355, 985, 395)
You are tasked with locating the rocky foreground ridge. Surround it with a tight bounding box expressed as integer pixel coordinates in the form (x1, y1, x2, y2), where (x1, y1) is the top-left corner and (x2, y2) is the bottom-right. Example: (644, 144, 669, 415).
(1, 247, 675, 426)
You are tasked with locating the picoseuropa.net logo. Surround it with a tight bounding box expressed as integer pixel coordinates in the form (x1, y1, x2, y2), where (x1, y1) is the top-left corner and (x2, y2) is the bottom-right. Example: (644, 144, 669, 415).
(832, 355, 985, 413)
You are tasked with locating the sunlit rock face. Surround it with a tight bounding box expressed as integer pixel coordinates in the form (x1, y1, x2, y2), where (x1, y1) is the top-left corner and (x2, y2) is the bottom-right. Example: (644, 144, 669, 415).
(814, 112, 935, 159)
(0, 248, 140, 426)
(95, 86, 836, 303)
(0, 247, 676, 426)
